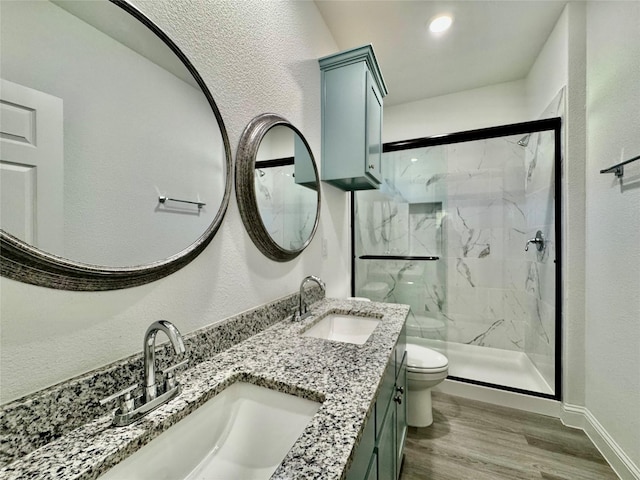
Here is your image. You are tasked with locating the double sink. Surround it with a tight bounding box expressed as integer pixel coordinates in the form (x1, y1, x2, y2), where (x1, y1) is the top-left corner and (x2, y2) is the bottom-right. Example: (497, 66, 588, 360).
(100, 311, 382, 480)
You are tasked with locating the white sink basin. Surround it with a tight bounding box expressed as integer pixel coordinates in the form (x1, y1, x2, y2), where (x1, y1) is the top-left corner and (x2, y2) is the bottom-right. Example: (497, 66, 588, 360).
(99, 382, 321, 480)
(302, 313, 381, 345)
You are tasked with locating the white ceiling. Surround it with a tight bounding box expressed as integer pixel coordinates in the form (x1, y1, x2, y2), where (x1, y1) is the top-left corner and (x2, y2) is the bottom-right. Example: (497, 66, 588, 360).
(314, 1, 567, 106)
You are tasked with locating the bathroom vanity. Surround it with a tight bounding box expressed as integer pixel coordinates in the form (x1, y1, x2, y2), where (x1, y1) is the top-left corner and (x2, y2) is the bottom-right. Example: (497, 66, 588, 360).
(346, 322, 407, 480)
(0, 297, 409, 480)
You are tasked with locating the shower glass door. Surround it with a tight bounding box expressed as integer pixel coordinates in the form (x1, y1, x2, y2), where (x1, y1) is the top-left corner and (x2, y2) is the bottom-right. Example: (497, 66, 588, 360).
(353, 118, 561, 399)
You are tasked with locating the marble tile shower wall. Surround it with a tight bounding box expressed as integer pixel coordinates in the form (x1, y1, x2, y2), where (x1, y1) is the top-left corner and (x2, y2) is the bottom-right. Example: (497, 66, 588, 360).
(441, 138, 532, 351)
(354, 147, 448, 334)
(357, 137, 536, 352)
(355, 90, 563, 390)
(523, 88, 565, 389)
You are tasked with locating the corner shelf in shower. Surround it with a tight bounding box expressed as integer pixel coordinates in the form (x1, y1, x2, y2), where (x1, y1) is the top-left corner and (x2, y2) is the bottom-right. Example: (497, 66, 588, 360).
(358, 255, 440, 261)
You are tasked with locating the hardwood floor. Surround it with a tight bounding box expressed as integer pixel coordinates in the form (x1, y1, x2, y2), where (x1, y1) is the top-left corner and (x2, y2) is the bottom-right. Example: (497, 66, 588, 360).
(400, 392, 619, 480)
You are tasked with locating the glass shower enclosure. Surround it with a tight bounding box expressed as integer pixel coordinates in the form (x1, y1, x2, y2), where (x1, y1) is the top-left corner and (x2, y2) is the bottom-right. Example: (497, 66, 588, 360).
(353, 118, 561, 399)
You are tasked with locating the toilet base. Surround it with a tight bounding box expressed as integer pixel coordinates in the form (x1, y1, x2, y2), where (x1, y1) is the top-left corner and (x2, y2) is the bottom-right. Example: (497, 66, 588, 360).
(408, 387, 434, 427)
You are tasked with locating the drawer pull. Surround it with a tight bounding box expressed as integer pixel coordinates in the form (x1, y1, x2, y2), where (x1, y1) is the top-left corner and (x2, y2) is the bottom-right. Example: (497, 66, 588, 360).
(393, 394, 403, 405)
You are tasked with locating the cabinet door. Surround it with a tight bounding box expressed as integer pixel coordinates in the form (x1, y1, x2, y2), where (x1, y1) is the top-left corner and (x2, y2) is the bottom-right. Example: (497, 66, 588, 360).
(346, 414, 376, 480)
(294, 134, 316, 188)
(377, 402, 396, 480)
(395, 322, 407, 378)
(365, 70, 383, 185)
(395, 356, 408, 479)
(365, 452, 378, 480)
(375, 358, 397, 440)
(322, 63, 367, 184)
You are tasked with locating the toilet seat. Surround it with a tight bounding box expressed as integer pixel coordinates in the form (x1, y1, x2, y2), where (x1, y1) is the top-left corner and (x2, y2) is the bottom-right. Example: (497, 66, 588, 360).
(406, 343, 448, 373)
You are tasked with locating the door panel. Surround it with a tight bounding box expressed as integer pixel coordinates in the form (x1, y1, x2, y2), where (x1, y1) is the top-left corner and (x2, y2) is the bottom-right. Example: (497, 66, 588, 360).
(0, 79, 64, 253)
(377, 402, 396, 480)
(366, 71, 382, 184)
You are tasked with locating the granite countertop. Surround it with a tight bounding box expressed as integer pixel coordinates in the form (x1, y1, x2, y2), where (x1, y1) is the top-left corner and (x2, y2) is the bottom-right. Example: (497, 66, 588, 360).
(0, 298, 409, 480)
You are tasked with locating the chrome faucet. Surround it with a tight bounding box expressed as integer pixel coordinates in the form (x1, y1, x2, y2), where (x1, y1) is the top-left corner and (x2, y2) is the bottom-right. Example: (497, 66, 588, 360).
(144, 320, 186, 402)
(101, 320, 188, 426)
(296, 275, 325, 321)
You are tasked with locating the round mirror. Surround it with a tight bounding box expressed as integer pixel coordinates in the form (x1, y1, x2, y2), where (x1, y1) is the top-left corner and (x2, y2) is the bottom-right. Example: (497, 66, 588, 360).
(236, 114, 320, 262)
(0, 0, 232, 290)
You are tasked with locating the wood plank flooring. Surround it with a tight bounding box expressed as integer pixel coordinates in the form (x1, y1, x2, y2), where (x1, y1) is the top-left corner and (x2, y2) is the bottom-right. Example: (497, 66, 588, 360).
(400, 392, 619, 480)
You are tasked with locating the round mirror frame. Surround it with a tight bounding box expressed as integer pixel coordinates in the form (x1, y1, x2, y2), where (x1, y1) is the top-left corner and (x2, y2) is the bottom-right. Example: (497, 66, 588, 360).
(235, 113, 321, 262)
(0, 0, 232, 291)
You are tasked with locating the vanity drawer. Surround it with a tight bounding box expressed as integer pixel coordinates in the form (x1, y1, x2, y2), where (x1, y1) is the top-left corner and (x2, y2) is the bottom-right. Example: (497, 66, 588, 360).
(375, 356, 396, 439)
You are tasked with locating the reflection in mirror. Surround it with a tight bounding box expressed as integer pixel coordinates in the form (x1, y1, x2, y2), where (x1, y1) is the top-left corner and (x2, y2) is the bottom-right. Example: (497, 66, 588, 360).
(0, 0, 231, 289)
(236, 114, 320, 262)
(254, 126, 318, 251)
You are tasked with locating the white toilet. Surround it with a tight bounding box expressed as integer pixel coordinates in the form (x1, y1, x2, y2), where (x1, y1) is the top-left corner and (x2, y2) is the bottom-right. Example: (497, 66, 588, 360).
(346, 295, 449, 427)
(406, 341, 449, 427)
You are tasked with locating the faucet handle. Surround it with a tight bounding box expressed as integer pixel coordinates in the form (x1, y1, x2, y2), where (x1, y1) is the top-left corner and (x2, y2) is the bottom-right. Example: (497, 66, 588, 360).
(160, 358, 189, 376)
(100, 384, 139, 414)
(525, 230, 545, 252)
(160, 359, 189, 391)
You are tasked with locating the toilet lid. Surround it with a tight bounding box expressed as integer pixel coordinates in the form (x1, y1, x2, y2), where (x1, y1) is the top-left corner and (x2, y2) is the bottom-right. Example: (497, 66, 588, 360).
(406, 343, 448, 371)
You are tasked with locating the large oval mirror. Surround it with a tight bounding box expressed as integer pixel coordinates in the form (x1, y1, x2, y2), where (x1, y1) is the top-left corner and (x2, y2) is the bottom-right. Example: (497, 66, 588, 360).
(0, 0, 232, 290)
(236, 114, 320, 261)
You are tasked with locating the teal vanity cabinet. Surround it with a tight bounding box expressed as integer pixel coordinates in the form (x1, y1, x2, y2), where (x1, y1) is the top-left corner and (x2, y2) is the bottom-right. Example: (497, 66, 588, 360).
(346, 323, 407, 480)
(319, 45, 388, 191)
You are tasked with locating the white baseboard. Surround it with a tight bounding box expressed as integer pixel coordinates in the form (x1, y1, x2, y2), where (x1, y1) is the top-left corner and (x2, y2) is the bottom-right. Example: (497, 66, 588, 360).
(560, 402, 587, 429)
(562, 403, 640, 480)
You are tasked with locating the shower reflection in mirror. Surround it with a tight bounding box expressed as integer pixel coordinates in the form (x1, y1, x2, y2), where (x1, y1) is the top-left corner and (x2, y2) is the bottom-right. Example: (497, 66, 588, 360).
(254, 126, 317, 251)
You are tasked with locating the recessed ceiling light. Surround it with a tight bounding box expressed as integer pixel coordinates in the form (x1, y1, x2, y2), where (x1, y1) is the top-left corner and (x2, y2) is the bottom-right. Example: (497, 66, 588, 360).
(429, 15, 453, 34)
(411, 158, 418, 163)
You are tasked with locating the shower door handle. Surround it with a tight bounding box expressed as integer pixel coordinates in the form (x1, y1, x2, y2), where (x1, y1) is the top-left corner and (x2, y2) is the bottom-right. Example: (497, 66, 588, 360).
(525, 230, 545, 252)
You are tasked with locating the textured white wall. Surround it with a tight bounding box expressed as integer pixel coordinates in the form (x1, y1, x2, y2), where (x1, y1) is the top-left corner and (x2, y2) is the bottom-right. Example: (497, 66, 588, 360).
(585, 1, 640, 469)
(1, 1, 225, 266)
(0, 0, 344, 404)
(383, 80, 528, 142)
(524, 3, 588, 411)
(525, 8, 568, 119)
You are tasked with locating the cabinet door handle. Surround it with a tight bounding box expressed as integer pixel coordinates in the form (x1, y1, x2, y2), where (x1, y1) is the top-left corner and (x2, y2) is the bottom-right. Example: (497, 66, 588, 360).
(368, 164, 375, 170)
(395, 386, 405, 394)
(393, 394, 402, 405)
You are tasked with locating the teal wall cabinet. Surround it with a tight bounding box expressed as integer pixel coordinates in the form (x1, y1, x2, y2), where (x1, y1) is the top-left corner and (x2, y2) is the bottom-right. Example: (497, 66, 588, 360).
(319, 45, 388, 191)
(294, 135, 317, 190)
(346, 323, 407, 480)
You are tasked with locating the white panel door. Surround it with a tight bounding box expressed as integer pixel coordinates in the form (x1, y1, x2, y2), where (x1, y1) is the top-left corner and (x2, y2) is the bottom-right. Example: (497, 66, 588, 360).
(0, 78, 63, 253)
